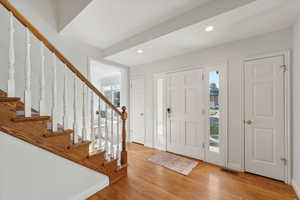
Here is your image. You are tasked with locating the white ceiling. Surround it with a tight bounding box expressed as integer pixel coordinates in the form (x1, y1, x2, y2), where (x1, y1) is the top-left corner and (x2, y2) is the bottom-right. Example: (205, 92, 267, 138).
(60, 0, 211, 49)
(107, 0, 300, 66)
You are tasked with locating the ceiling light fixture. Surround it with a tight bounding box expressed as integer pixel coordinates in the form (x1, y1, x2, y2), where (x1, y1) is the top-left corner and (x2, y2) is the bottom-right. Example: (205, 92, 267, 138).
(205, 26, 214, 32)
(137, 49, 144, 54)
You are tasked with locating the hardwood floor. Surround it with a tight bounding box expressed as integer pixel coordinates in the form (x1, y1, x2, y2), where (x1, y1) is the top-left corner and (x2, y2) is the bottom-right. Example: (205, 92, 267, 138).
(89, 143, 298, 200)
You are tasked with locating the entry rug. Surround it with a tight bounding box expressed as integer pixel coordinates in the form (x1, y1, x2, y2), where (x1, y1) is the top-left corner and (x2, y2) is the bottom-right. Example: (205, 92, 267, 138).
(148, 152, 198, 175)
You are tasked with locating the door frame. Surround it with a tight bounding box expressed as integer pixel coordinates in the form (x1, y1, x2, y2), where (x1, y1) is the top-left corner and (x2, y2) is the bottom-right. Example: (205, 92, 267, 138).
(242, 50, 291, 183)
(129, 77, 146, 144)
(153, 63, 228, 167)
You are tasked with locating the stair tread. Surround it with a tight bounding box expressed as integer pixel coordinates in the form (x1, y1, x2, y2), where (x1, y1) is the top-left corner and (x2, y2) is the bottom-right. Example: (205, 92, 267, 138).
(11, 116, 51, 122)
(43, 129, 73, 138)
(0, 97, 20, 102)
(104, 158, 118, 166)
(16, 110, 39, 117)
(67, 141, 91, 150)
(89, 150, 105, 158)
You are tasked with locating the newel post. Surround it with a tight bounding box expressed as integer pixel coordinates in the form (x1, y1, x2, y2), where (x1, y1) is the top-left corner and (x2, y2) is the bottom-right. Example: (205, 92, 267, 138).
(121, 106, 128, 165)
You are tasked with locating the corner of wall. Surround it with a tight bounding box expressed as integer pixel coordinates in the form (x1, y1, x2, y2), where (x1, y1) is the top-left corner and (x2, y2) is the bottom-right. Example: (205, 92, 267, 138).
(292, 179, 300, 199)
(71, 178, 109, 200)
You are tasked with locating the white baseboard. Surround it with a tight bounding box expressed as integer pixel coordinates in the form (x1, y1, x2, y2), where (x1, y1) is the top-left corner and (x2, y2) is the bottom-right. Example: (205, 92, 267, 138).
(71, 178, 109, 200)
(227, 162, 243, 172)
(144, 142, 153, 148)
(292, 179, 300, 199)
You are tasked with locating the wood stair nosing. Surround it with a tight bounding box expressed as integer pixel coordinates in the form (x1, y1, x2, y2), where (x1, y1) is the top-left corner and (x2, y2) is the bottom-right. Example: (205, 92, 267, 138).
(43, 129, 73, 138)
(0, 97, 20, 102)
(67, 141, 91, 151)
(11, 116, 51, 122)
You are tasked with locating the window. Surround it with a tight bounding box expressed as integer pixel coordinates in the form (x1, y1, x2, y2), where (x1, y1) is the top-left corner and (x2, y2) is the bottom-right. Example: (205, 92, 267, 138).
(208, 71, 220, 153)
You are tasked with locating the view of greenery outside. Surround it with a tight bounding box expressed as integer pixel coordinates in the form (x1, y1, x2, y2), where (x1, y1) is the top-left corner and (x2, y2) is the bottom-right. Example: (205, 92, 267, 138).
(210, 122, 219, 136)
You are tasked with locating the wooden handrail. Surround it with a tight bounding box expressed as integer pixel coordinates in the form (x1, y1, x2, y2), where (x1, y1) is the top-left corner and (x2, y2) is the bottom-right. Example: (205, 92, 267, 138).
(0, 0, 122, 116)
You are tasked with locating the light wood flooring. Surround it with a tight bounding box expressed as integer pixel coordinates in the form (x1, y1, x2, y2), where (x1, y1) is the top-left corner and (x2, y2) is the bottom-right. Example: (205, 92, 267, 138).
(89, 143, 298, 200)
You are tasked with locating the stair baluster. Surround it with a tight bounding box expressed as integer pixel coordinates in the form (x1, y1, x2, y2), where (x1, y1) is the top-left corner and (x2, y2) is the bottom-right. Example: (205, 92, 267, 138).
(82, 84, 87, 141)
(39, 41, 46, 116)
(111, 108, 114, 158)
(98, 97, 102, 150)
(52, 54, 58, 132)
(24, 28, 31, 117)
(73, 77, 79, 144)
(63, 65, 69, 130)
(7, 12, 15, 97)
(105, 103, 109, 159)
(116, 115, 120, 162)
(90, 91, 95, 151)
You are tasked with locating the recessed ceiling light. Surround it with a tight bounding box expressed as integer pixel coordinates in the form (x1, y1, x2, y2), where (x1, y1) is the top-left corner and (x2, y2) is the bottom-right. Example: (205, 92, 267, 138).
(137, 49, 143, 54)
(205, 26, 214, 32)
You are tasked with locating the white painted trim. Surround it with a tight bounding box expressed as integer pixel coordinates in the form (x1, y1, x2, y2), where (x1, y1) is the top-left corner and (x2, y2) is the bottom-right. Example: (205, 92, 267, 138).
(242, 50, 291, 183)
(227, 162, 243, 172)
(292, 180, 300, 199)
(70, 179, 109, 200)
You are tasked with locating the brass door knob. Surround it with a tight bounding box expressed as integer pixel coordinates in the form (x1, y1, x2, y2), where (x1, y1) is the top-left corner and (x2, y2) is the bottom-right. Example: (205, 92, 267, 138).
(244, 120, 253, 125)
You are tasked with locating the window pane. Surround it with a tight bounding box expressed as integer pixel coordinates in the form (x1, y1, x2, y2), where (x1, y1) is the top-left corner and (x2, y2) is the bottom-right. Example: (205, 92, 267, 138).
(209, 71, 220, 153)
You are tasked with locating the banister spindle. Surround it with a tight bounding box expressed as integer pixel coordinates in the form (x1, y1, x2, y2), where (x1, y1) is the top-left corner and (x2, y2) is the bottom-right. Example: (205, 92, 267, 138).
(98, 98, 103, 150)
(8, 12, 15, 97)
(63, 65, 69, 130)
(111, 108, 114, 158)
(73, 77, 79, 144)
(82, 84, 87, 141)
(105, 104, 109, 159)
(39, 41, 46, 115)
(52, 54, 58, 131)
(116, 115, 120, 160)
(90, 91, 95, 151)
(24, 28, 32, 117)
(121, 106, 128, 165)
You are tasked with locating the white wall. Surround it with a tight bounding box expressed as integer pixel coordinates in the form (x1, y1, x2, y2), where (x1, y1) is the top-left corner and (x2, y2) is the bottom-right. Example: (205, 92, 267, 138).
(0, 132, 109, 200)
(130, 28, 293, 171)
(292, 16, 300, 197)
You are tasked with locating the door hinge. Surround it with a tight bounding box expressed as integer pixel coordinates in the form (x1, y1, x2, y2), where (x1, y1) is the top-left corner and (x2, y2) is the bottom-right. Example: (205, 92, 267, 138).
(280, 158, 287, 165)
(280, 65, 287, 72)
(202, 143, 205, 149)
(201, 109, 206, 115)
(202, 73, 205, 80)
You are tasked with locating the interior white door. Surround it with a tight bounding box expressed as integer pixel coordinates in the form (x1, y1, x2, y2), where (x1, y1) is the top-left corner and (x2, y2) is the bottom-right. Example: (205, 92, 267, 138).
(166, 69, 204, 160)
(130, 79, 145, 144)
(244, 55, 285, 181)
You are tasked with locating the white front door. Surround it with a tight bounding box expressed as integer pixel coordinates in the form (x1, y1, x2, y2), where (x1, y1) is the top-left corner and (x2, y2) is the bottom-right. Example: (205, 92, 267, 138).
(166, 69, 204, 160)
(244, 55, 285, 181)
(130, 79, 145, 144)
